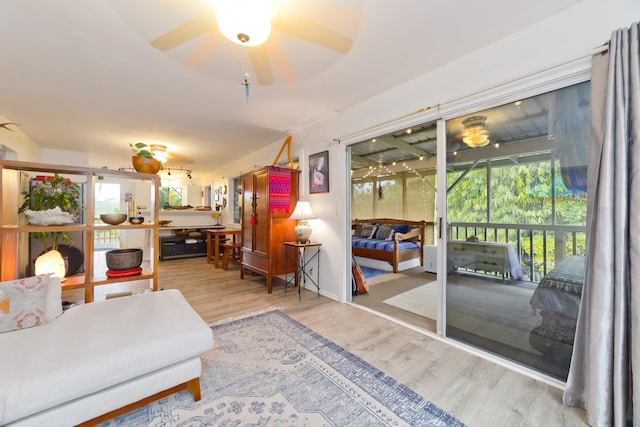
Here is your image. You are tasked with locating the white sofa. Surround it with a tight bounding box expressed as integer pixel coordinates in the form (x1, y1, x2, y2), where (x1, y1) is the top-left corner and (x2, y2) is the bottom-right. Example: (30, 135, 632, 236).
(0, 279, 214, 427)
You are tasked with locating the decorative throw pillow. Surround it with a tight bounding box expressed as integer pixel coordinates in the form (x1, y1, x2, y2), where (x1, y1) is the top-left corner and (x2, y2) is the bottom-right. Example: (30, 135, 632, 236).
(360, 224, 377, 238)
(353, 224, 363, 237)
(392, 224, 409, 234)
(0, 275, 50, 334)
(375, 225, 395, 240)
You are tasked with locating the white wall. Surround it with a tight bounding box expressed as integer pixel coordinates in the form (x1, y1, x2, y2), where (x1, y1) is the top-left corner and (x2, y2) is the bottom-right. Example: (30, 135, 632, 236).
(42, 148, 89, 167)
(0, 114, 41, 161)
(211, 0, 640, 303)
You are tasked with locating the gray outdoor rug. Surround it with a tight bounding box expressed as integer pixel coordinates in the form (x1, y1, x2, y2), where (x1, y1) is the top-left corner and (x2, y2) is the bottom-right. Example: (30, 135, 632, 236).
(383, 280, 541, 353)
(99, 309, 464, 426)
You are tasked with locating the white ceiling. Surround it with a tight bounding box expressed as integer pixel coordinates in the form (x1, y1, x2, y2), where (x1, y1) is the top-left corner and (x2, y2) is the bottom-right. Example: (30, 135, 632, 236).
(0, 0, 579, 174)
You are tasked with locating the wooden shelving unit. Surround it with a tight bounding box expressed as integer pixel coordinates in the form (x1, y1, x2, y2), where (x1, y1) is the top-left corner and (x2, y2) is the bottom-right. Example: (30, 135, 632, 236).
(0, 160, 159, 302)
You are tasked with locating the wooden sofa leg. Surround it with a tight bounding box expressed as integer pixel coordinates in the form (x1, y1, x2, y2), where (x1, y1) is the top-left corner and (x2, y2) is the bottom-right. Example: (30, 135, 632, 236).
(187, 377, 202, 401)
(76, 377, 202, 427)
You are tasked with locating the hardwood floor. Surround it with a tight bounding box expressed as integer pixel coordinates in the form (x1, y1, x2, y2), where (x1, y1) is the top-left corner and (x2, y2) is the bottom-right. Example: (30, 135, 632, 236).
(63, 256, 588, 426)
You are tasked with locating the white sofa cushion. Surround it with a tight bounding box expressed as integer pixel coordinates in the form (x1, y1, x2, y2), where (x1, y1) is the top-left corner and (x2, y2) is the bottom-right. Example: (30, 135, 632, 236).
(43, 275, 62, 322)
(0, 289, 213, 425)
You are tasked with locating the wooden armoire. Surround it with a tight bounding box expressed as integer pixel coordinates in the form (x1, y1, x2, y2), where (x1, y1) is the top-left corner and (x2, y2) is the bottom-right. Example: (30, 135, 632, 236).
(240, 166, 300, 293)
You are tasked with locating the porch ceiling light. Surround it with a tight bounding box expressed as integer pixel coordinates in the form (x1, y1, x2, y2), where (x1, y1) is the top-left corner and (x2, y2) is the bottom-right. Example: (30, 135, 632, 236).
(462, 116, 490, 148)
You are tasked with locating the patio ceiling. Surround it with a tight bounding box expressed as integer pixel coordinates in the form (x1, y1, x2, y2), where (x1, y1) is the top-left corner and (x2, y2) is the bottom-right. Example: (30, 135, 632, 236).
(350, 82, 590, 174)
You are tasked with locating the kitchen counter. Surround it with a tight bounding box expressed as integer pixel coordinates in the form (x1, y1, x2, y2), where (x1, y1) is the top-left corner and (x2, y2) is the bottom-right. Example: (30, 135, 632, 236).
(159, 210, 220, 228)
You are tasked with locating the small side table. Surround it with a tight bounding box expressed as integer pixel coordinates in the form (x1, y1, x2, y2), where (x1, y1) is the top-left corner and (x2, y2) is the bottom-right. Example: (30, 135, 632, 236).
(284, 242, 321, 301)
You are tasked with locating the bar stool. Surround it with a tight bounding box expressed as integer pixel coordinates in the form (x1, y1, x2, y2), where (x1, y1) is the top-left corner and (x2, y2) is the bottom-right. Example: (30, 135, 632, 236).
(221, 242, 243, 270)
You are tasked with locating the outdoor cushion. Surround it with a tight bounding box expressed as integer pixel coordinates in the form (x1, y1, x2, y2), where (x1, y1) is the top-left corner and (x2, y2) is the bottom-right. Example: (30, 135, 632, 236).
(360, 224, 377, 238)
(375, 225, 395, 240)
(352, 236, 419, 251)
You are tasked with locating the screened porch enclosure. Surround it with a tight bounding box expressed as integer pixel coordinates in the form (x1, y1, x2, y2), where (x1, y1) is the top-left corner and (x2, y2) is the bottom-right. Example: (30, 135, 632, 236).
(350, 80, 589, 381)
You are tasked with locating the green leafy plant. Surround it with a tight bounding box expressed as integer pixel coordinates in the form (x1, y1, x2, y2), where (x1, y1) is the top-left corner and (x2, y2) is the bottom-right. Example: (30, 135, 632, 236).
(18, 173, 83, 250)
(130, 142, 156, 160)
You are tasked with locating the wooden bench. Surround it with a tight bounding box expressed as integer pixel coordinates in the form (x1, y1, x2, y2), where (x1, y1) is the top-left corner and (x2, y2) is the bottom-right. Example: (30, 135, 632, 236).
(222, 242, 242, 270)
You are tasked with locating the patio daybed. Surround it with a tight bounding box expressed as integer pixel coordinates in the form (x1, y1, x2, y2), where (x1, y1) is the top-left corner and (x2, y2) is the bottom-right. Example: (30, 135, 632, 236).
(529, 255, 585, 356)
(352, 218, 425, 273)
(447, 240, 524, 280)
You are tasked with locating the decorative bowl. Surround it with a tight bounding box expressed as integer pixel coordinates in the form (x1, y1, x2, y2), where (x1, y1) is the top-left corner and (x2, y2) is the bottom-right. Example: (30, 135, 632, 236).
(100, 213, 127, 225)
(105, 248, 143, 270)
(175, 229, 190, 236)
(128, 216, 144, 224)
(131, 155, 161, 174)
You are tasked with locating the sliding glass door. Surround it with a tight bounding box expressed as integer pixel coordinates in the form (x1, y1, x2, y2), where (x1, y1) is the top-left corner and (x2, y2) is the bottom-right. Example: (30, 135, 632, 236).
(443, 81, 590, 380)
(349, 121, 439, 331)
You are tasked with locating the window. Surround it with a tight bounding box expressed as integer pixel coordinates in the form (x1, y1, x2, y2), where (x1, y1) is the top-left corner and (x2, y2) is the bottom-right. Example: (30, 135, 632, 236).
(159, 186, 182, 209)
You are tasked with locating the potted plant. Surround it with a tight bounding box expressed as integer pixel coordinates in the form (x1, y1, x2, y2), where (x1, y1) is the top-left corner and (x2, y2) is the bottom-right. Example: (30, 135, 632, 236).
(130, 142, 162, 174)
(18, 173, 82, 250)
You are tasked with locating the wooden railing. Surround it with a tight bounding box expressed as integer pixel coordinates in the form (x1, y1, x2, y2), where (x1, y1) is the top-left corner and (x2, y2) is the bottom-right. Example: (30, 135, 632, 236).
(93, 227, 119, 247)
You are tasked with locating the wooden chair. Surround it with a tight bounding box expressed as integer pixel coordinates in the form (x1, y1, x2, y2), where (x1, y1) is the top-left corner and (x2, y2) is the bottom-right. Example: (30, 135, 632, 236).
(221, 242, 243, 270)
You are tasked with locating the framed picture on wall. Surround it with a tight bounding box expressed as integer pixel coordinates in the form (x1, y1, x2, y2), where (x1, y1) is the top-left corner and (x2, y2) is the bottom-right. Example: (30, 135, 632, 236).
(309, 150, 329, 194)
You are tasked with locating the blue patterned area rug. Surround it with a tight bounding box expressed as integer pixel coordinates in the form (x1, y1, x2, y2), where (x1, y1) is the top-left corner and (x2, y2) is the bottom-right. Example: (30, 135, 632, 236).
(99, 310, 464, 426)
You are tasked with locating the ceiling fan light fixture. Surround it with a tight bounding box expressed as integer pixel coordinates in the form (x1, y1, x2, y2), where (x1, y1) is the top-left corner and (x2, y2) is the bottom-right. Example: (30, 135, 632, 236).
(214, 0, 274, 47)
(149, 144, 169, 163)
(462, 116, 490, 148)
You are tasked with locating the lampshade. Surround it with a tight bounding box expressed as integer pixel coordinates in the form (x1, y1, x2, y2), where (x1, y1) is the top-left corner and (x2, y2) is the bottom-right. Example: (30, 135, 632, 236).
(289, 201, 314, 221)
(149, 144, 168, 163)
(214, 0, 274, 46)
(35, 249, 66, 280)
(289, 201, 314, 244)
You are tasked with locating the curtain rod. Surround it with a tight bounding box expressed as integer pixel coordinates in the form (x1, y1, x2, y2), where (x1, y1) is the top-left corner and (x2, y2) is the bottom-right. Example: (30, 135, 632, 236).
(333, 43, 610, 144)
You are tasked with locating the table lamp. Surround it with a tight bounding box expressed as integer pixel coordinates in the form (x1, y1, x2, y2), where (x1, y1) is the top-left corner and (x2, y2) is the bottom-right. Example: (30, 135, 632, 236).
(289, 200, 314, 244)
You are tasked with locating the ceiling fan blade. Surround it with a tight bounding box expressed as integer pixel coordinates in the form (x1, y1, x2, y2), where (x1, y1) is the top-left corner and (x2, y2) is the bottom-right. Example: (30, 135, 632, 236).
(269, 39, 297, 84)
(150, 12, 216, 51)
(249, 45, 274, 86)
(166, 152, 195, 166)
(183, 31, 223, 68)
(275, 13, 353, 54)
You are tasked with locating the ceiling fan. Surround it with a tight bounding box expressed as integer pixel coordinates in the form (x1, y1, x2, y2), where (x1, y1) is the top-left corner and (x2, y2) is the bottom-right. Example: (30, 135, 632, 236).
(149, 0, 363, 86)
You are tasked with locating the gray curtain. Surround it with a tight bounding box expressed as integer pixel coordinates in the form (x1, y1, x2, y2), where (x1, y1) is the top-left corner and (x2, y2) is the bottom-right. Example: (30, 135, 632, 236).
(563, 22, 640, 426)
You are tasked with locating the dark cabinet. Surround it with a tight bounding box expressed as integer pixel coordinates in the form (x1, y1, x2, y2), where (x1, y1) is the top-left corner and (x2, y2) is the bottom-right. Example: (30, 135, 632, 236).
(160, 236, 206, 260)
(240, 166, 300, 293)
